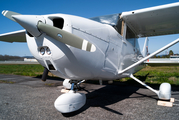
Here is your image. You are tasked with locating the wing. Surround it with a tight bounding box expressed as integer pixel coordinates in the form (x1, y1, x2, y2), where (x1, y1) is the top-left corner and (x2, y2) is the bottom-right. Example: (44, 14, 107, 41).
(0, 30, 26, 43)
(120, 2, 179, 37)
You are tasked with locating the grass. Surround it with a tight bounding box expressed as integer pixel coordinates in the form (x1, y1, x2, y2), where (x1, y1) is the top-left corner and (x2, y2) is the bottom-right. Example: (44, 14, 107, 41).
(1, 64, 179, 85)
(0, 80, 15, 84)
(44, 83, 56, 87)
(119, 66, 179, 85)
(0, 64, 44, 76)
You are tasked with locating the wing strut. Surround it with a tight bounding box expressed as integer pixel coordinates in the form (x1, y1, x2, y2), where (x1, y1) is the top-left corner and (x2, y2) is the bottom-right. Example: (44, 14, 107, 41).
(118, 38, 179, 74)
(130, 74, 159, 95)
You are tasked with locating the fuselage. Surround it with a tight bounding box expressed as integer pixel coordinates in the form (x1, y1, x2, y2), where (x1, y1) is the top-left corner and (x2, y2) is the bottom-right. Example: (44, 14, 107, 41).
(26, 14, 145, 80)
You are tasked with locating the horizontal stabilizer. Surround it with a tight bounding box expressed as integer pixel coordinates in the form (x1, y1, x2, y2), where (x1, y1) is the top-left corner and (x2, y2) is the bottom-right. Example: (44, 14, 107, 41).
(142, 37, 149, 57)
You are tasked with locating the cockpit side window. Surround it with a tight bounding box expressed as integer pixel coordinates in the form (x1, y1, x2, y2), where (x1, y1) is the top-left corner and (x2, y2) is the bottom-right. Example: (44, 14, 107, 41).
(90, 14, 123, 35)
(126, 26, 137, 47)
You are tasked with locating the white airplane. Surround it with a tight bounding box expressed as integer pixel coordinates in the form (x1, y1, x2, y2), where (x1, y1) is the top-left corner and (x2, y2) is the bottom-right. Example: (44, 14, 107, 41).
(1, 2, 179, 113)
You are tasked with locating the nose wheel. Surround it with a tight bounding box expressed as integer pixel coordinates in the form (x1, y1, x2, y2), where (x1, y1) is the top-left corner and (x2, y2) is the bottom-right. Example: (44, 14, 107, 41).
(63, 79, 85, 90)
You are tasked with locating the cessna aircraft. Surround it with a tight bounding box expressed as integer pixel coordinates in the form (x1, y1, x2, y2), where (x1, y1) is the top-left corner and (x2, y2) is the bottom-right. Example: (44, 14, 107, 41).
(1, 2, 179, 113)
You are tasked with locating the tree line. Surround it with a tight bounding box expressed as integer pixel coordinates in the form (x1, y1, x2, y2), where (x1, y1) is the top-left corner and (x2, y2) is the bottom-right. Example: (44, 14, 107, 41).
(152, 50, 179, 58)
(0, 55, 24, 61)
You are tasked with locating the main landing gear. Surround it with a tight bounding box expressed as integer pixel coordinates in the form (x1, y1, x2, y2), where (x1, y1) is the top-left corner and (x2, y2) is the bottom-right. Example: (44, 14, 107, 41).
(130, 74, 171, 100)
(54, 79, 86, 113)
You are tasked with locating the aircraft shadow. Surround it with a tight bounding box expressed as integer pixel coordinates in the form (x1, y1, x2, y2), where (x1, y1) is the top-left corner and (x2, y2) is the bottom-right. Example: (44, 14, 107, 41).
(34, 75, 64, 81)
(62, 72, 179, 117)
(62, 83, 158, 117)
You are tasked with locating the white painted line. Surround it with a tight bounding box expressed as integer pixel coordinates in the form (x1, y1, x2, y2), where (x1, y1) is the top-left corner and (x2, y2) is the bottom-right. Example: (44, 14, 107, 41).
(82, 40, 88, 51)
(3, 10, 8, 16)
(2, 10, 5, 15)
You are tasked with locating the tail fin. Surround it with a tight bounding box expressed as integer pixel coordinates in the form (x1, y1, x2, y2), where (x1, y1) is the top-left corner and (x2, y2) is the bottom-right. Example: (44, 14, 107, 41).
(142, 37, 149, 57)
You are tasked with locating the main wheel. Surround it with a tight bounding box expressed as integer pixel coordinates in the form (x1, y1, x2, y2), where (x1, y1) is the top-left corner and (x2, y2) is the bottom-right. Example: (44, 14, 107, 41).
(158, 83, 171, 100)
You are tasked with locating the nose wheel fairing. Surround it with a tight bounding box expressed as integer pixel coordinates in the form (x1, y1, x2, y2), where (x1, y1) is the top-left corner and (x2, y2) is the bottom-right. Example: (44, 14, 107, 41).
(54, 80, 86, 113)
(54, 91, 86, 113)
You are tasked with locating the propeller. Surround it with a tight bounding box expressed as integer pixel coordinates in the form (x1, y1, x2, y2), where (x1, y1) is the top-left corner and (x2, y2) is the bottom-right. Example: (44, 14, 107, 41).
(2, 10, 21, 22)
(2, 10, 96, 52)
(37, 22, 96, 52)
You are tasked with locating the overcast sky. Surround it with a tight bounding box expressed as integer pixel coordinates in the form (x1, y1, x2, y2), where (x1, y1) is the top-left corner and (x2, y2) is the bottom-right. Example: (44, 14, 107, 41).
(0, 0, 179, 56)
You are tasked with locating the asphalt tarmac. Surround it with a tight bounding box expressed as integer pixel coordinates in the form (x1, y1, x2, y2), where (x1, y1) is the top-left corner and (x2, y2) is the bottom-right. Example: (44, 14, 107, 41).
(0, 74, 179, 120)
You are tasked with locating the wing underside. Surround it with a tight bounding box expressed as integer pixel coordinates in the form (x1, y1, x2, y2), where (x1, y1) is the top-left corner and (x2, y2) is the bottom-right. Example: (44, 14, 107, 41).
(0, 30, 26, 43)
(121, 2, 179, 37)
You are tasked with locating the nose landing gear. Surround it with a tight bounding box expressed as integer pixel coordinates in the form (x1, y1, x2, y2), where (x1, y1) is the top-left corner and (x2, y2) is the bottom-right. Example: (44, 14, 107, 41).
(54, 79, 86, 113)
